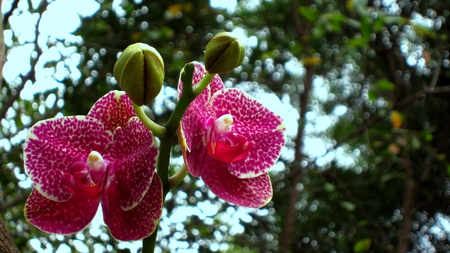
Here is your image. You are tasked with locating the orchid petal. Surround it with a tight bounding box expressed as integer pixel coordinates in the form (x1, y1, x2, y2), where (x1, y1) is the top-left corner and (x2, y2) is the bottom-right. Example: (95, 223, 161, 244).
(24, 116, 112, 201)
(102, 173, 163, 241)
(212, 132, 254, 163)
(211, 88, 285, 178)
(178, 103, 212, 176)
(177, 64, 216, 176)
(201, 156, 273, 208)
(24, 189, 99, 234)
(87, 90, 136, 132)
(105, 117, 158, 211)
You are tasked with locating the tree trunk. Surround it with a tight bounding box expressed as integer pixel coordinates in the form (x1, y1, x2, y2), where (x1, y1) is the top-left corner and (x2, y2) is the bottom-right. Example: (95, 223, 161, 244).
(0, 216, 19, 253)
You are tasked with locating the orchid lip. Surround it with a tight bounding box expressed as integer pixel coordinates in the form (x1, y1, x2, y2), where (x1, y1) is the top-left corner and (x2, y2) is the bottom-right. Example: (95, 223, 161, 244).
(206, 114, 253, 163)
(63, 151, 108, 199)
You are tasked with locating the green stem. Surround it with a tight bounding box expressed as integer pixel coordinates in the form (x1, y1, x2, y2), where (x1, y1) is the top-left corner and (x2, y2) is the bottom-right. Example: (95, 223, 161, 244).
(157, 133, 175, 194)
(142, 226, 158, 253)
(193, 73, 214, 96)
(168, 163, 188, 189)
(133, 103, 167, 138)
(140, 62, 215, 253)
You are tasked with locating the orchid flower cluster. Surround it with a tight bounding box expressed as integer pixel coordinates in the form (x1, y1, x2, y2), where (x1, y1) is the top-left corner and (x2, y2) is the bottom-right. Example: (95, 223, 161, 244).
(23, 32, 286, 250)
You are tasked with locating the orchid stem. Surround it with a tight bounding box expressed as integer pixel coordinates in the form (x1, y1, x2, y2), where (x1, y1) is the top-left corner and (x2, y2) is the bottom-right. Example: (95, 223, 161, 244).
(141, 63, 212, 253)
(193, 73, 214, 96)
(142, 227, 158, 253)
(168, 163, 188, 189)
(133, 103, 167, 138)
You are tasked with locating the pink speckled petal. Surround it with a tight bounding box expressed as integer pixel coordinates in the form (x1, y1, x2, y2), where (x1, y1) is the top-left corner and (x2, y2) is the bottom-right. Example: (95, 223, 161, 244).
(105, 117, 158, 211)
(178, 62, 227, 176)
(24, 188, 99, 234)
(211, 88, 285, 178)
(87, 90, 136, 132)
(178, 99, 213, 176)
(179, 124, 208, 177)
(24, 116, 112, 202)
(102, 173, 163, 241)
(201, 156, 273, 208)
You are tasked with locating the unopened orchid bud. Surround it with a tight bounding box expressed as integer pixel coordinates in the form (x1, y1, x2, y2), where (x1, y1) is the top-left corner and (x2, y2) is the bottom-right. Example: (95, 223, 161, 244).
(113, 43, 164, 106)
(204, 32, 245, 74)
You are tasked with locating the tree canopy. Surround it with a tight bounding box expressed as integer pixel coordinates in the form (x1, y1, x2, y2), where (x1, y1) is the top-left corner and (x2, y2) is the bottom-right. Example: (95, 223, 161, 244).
(1, 0, 450, 252)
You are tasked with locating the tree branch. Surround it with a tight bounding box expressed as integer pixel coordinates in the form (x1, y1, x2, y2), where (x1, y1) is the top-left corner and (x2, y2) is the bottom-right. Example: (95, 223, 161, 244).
(396, 155, 416, 253)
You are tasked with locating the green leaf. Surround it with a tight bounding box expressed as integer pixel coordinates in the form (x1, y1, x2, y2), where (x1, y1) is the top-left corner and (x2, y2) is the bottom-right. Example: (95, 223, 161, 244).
(422, 131, 433, 142)
(376, 79, 395, 90)
(381, 172, 405, 184)
(318, 12, 347, 32)
(410, 137, 421, 150)
(299, 6, 320, 22)
(346, 18, 361, 29)
(340, 201, 356, 211)
(353, 238, 372, 252)
(361, 15, 371, 40)
(368, 90, 377, 101)
(312, 26, 325, 38)
(348, 37, 368, 47)
(324, 182, 336, 192)
(374, 15, 386, 31)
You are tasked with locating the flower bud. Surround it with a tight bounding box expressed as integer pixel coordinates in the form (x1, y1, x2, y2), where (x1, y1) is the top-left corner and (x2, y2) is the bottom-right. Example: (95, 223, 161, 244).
(113, 43, 164, 106)
(204, 32, 245, 74)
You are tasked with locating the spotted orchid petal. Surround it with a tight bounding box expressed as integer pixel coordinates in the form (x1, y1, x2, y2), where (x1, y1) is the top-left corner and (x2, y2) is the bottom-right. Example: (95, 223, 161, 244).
(177, 63, 285, 207)
(102, 173, 163, 241)
(104, 117, 159, 211)
(24, 91, 162, 239)
(200, 156, 273, 208)
(87, 90, 136, 132)
(211, 88, 285, 178)
(24, 116, 112, 202)
(177, 63, 222, 176)
(24, 189, 99, 234)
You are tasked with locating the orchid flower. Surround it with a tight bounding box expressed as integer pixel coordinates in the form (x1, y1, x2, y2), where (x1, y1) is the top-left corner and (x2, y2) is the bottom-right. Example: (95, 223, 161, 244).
(23, 91, 163, 241)
(177, 63, 285, 207)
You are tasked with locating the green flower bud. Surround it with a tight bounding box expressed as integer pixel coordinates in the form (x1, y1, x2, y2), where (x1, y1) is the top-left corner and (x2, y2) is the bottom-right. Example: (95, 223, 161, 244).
(113, 43, 164, 106)
(204, 32, 245, 74)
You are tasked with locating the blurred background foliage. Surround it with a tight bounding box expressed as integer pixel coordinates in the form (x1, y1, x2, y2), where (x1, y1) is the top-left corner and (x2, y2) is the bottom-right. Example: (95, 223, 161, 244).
(1, 0, 450, 252)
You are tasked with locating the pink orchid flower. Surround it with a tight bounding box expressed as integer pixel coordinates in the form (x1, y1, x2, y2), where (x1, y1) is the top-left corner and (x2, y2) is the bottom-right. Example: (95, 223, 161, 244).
(177, 63, 285, 207)
(23, 91, 162, 241)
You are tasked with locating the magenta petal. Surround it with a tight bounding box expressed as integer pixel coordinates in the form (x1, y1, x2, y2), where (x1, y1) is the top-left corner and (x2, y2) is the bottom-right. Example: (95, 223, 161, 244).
(105, 117, 158, 211)
(25, 188, 99, 234)
(87, 90, 136, 132)
(211, 88, 285, 178)
(24, 116, 112, 201)
(201, 156, 273, 208)
(178, 64, 225, 176)
(178, 103, 212, 177)
(180, 129, 209, 177)
(102, 173, 163, 241)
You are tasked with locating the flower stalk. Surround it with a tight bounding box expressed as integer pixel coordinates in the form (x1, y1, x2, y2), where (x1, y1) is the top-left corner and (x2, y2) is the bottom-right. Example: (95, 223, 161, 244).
(141, 62, 213, 252)
(132, 103, 167, 138)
